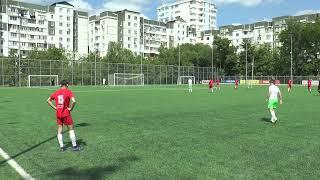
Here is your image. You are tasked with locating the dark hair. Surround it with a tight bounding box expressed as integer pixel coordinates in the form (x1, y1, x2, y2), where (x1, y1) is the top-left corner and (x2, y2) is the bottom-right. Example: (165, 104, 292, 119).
(60, 80, 69, 87)
(269, 79, 275, 84)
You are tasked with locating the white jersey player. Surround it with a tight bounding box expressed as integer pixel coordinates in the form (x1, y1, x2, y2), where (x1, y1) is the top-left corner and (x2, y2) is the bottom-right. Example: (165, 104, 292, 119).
(267, 79, 283, 124)
(188, 78, 193, 93)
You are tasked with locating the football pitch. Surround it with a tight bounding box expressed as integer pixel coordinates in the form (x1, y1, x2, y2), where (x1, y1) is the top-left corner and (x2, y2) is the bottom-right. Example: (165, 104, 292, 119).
(0, 85, 319, 179)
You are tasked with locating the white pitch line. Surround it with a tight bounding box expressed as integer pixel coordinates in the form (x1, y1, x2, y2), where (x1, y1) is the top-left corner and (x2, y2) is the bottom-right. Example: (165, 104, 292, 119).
(0, 147, 34, 180)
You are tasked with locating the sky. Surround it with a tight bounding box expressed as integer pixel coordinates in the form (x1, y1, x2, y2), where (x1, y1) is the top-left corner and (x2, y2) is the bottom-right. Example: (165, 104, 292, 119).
(22, 0, 320, 26)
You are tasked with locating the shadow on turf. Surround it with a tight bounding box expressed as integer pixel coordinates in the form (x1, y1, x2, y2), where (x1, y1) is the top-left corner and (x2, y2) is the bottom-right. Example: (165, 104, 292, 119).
(0, 123, 90, 165)
(261, 118, 272, 123)
(51, 155, 139, 179)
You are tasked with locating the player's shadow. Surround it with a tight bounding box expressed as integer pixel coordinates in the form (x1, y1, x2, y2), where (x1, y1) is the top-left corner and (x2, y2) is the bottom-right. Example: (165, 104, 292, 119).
(64, 139, 87, 149)
(51, 155, 140, 179)
(0, 123, 90, 165)
(0, 122, 19, 125)
(261, 118, 272, 123)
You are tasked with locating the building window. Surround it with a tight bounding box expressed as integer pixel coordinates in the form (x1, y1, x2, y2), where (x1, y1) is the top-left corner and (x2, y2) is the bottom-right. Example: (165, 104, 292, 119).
(51, 37, 54, 41)
(67, 38, 70, 42)
(59, 8, 63, 13)
(30, 35, 34, 39)
(39, 20, 44, 25)
(128, 37, 131, 41)
(134, 23, 137, 27)
(134, 16, 137, 21)
(67, 16, 70, 21)
(59, 37, 63, 42)
(59, 22, 63, 26)
(59, 15, 63, 20)
(51, 15, 54, 19)
(207, 37, 210, 40)
(50, 30, 54, 34)
(10, 33, 17, 38)
(128, 15, 131, 19)
(134, 30, 137, 35)
(67, 23, 70, 27)
(59, 30, 63, 35)
(128, 44, 131, 48)
(128, 29, 131, 34)
(10, 16, 17, 21)
(67, 9, 70, 13)
(128, 22, 131, 26)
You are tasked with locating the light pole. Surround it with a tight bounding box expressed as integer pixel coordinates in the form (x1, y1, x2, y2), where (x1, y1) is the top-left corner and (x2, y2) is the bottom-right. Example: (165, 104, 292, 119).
(245, 40, 248, 86)
(18, 3, 22, 87)
(212, 44, 217, 80)
(178, 40, 181, 79)
(290, 33, 293, 82)
(94, 48, 98, 86)
(251, 56, 254, 89)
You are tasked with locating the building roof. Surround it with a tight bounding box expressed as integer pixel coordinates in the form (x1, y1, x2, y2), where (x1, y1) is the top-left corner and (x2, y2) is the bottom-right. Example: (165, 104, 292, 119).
(51, 1, 74, 7)
(115, 9, 140, 14)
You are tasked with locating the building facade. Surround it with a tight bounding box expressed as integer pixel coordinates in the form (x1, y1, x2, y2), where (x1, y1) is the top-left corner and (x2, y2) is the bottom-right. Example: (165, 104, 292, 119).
(0, 0, 88, 57)
(89, 11, 118, 57)
(158, 0, 217, 39)
(116, 10, 141, 55)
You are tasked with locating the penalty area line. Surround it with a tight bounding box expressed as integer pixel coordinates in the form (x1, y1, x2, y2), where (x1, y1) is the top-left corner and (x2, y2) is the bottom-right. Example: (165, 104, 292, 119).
(0, 147, 34, 180)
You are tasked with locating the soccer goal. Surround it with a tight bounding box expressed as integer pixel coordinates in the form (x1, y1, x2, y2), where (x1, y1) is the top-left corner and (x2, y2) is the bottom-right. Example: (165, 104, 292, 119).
(28, 75, 59, 88)
(177, 76, 195, 85)
(108, 73, 144, 86)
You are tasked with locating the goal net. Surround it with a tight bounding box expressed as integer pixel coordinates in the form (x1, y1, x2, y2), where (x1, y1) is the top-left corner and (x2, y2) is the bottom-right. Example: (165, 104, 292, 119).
(177, 76, 195, 85)
(28, 75, 59, 87)
(108, 73, 144, 86)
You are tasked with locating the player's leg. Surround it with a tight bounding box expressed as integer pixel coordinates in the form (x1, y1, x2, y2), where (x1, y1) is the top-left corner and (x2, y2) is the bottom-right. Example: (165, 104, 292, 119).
(66, 116, 81, 151)
(57, 123, 64, 151)
(268, 100, 278, 123)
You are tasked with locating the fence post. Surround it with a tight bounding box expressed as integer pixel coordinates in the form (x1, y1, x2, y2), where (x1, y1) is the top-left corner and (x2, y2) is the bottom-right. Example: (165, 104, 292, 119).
(81, 61, 83, 86)
(40, 60, 42, 87)
(72, 60, 74, 85)
(1, 59, 4, 86)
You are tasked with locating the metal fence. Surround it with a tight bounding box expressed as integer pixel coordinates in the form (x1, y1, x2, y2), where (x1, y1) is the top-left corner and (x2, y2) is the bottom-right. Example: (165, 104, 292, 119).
(222, 76, 320, 85)
(0, 58, 218, 87)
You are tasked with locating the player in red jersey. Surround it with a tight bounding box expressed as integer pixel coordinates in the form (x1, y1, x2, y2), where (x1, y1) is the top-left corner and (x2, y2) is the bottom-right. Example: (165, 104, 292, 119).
(308, 79, 312, 93)
(235, 79, 239, 89)
(288, 79, 292, 93)
(216, 79, 221, 90)
(209, 79, 214, 93)
(47, 80, 81, 152)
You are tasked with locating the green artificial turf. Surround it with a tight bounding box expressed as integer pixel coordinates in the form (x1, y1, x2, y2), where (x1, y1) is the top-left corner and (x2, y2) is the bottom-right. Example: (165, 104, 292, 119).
(0, 85, 319, 179)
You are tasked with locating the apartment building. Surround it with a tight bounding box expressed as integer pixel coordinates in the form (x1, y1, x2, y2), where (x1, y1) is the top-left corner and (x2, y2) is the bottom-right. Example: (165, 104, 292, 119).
(0, 0, 88, 57)
(89, 11, 118, 57)
(218, 13, 320, 52)
(158, 0, 217, 39)
(116, 9, 141, 55)
(141, 18, 169, 56)
(166, 17, 189, 47)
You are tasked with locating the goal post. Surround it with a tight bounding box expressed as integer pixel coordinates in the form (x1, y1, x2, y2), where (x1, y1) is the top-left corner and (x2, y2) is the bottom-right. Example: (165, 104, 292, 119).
(108, 73, 144, 86)
(28, 75, 59, 88)
(177, 76, 195, 85)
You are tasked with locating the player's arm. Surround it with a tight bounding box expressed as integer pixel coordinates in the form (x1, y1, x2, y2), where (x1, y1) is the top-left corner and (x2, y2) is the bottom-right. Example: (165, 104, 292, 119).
(68, 97, 76, 111)
(47, 97, 57, 110)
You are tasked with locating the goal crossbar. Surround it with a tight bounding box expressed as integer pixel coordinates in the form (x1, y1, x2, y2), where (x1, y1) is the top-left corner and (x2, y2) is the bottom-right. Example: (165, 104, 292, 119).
(177, 76, 195, 85)
(28, 75, 59, 87)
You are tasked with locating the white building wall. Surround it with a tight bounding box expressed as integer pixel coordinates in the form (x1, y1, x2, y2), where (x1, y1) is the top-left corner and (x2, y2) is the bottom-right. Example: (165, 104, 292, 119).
(89, 13, 118, 57)
(158, 0, 218, 39)
(53, 4, 73, 51)
(77, 16, 89, 56)
(122, 11, 141, 55)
